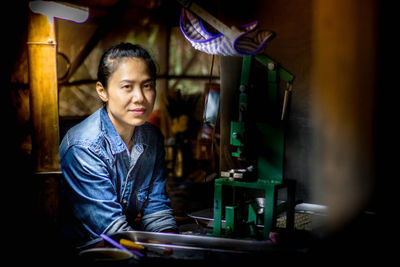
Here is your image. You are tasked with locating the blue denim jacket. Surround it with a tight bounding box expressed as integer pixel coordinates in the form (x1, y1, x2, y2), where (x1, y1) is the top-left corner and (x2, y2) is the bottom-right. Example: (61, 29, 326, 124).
(59, 108, 176, 244)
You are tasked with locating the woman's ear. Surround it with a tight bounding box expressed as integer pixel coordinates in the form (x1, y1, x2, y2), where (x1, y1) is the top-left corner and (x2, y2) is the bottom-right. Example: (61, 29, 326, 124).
(96, 81, 108, 103)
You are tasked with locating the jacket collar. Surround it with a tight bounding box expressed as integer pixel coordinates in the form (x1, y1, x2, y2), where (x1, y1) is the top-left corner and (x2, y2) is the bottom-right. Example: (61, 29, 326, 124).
(100, 107, 148, 155)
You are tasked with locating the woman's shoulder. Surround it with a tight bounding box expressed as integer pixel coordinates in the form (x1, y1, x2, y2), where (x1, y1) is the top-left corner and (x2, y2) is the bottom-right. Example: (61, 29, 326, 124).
(61, 109, 104, 149)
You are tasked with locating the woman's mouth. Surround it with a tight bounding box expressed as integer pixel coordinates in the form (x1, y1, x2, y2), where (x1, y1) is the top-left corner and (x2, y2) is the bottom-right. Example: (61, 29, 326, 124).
(130, 108, 146, 115)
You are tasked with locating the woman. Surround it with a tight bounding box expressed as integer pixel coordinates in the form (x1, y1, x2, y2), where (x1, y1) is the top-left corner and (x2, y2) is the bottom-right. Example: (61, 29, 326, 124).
(59, 43, 177, 245)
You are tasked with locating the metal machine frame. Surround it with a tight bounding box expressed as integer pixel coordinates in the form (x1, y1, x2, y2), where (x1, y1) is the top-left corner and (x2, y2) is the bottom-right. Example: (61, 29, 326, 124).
(212, 55, 295, 239)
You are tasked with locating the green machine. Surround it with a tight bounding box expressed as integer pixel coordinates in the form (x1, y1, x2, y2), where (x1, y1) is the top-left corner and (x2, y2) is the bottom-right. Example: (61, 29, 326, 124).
(212, 54, 295, 239)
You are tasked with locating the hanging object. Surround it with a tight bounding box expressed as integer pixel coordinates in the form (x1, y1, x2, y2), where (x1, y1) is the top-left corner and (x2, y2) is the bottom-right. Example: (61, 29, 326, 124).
(203, 55, 220, 129)
(203, 83, 220, 128)
(179, 4, 274, 56)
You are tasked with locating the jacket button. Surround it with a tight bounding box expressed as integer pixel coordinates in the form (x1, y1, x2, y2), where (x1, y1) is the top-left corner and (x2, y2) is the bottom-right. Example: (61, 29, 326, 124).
(123, 200, 127, 204)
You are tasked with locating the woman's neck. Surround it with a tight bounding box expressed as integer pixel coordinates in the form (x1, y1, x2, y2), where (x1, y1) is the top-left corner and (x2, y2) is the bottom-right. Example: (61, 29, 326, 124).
(106, 109, 135, 151)
(120, 128, 135, 152)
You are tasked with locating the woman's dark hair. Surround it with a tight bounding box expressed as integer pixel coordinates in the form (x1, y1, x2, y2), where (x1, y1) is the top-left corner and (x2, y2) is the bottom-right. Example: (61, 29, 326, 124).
(97, 42, 157, 88)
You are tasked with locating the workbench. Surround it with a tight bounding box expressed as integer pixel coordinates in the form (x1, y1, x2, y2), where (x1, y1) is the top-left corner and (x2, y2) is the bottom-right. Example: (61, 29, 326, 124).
(77, 230, 309, 266)
(74, 204, 324, 266)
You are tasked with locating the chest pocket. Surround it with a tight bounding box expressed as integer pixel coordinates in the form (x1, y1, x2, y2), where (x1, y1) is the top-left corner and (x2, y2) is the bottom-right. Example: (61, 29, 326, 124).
(135, 186, 149, 212)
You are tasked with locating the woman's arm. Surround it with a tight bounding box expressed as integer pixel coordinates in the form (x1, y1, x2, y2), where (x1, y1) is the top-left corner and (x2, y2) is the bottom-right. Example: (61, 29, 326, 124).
(61, 145, 133, 239)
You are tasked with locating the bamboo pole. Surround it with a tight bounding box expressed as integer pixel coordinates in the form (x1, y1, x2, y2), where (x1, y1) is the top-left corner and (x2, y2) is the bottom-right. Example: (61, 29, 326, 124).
(27, 11, 60, 173)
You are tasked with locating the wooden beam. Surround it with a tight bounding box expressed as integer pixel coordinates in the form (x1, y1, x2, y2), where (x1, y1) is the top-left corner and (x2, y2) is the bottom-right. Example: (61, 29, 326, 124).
(169, 51, 200, 91)
(57, 75, 220, 87)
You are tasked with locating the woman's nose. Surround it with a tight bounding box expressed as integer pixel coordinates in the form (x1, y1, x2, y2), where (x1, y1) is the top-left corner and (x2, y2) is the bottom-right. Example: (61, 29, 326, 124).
(131, 87, 144, 103)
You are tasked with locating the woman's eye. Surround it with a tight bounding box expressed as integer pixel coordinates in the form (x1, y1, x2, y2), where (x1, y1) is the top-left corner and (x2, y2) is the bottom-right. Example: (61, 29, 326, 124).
(143, 82, 154, 90)
(122, 84, 132, 90)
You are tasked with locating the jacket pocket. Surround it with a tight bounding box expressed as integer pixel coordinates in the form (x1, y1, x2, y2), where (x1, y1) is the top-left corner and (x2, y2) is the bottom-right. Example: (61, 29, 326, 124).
(135, 186, 149, 211)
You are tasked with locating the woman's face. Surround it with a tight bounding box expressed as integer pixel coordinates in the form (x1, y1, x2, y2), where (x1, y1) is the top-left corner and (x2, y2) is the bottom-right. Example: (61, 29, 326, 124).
(97, 57, 156, 133)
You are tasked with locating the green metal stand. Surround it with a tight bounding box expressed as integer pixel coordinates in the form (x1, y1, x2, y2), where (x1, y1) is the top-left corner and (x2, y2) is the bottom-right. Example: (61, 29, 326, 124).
(212, 54, 295, 239)
(213, 178, 296, 239)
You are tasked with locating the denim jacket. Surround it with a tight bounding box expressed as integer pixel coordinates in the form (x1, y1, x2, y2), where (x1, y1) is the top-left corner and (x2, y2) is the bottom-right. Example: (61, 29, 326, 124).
(59, 108, 176, 244)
